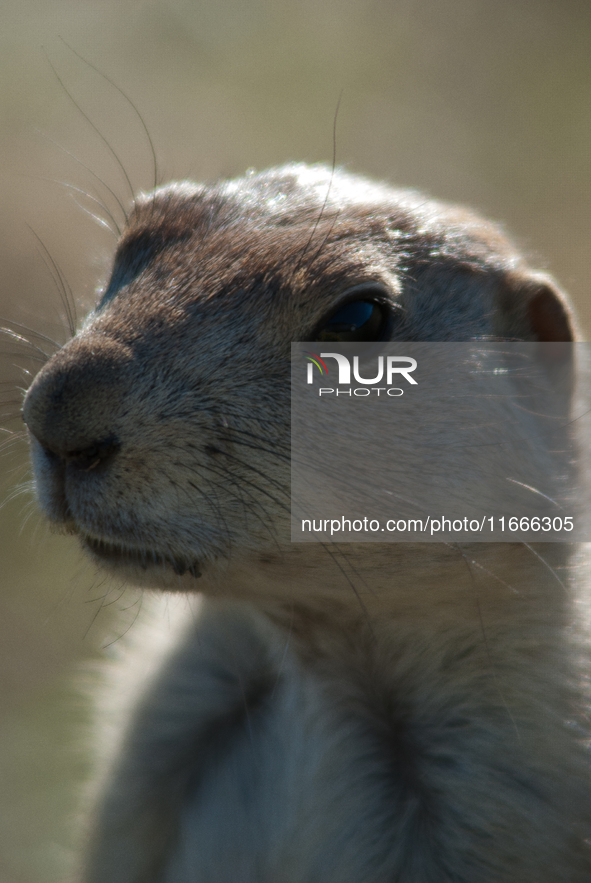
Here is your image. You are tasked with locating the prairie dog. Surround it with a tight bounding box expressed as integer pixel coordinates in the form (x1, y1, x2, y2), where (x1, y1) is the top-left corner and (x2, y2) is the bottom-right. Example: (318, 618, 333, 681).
(22, 164, 591, 881)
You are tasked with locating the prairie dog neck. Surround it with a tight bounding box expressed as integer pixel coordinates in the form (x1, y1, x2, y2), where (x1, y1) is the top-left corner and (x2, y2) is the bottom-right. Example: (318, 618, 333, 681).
(210, 540, 571, 612)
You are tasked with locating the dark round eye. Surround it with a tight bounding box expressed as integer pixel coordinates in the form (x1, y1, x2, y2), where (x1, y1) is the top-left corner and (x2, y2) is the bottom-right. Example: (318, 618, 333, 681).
(313, 299, 389, 343)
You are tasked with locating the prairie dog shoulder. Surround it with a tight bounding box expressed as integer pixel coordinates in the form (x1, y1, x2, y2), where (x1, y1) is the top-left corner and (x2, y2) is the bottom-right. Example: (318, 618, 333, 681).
(22, 164, 591, 882)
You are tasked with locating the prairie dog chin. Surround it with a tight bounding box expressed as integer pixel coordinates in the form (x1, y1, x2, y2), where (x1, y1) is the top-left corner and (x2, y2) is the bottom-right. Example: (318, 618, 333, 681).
(23, 164, 591, 881)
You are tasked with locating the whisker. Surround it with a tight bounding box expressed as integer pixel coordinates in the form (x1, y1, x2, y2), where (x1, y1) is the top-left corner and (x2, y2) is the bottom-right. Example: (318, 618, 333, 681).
(186, 477, 232, 551)
(202, 463, 282, 548)
(214, 449, 290, 498)
(320, 540, 375, 636)
(84, 580, 124, 639)
(0, 436, 26, 457)
(446, 544, 519, 595)
(60, 39, 159, 192)
(292, 89, 342, 276)
(220, 427, 291, 462)
(522, 542, 569, 594)
(506, 478, 563, 511)
(204, 458, 284, 519)
(22, 174, 121, 237)
(36, 128, 129, 223)
(44, 50, 136, 206)
(0, 350, 48, 363)
(309, 208, 341, 267)
(453, 543, 522, 741)
(26, 225, 77, 337)
(0, 318, 62, 351)
(0, 407, 25, 419)
(0, 327, 51, 360)
(69, 196, 121, 238)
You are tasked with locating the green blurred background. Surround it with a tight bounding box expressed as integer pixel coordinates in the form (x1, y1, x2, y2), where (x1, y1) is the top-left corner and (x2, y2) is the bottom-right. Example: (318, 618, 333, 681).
(1, 1, 590, 879)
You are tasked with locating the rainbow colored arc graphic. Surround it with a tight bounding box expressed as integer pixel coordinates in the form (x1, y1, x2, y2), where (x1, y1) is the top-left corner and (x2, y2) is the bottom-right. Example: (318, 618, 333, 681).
(304, 352, 328, 374)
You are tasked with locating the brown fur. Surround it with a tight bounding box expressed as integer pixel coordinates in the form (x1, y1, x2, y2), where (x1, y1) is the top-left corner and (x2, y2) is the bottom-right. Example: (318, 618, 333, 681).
(22, 164, 591, 881)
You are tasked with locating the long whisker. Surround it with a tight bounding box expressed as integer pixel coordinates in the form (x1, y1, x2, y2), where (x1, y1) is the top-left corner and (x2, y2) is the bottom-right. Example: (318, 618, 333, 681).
(292, 89, 342, 276)
(320, 540, 375, 636)
(60, 38, 159, 192)
(522, 542, 569, 594)
(0, 350, 48, 364)
(35, 129, 129, 223)
(0, 327, 51, 360)
(203, 456, 289, 516)
(69, 196, 120, 238)
(214, 448, 290, 498)
(220, 427, 291, 462)
(26, 225, 77, 337)
(453, 543, 522, 741)
(0, 432, 27, 454)
(43, 51, 136, 205)
(201, 461, 283, 548)
(29, 175, 121, 237)
(309, 208, 341, 267)
(0, 318, 62, 351)
(186, 477, 232, 551)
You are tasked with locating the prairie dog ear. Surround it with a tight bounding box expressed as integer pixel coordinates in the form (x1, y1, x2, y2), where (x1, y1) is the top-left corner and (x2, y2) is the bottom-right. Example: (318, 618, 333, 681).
(496, 270, 576, 405)
(496, 269, 576, 342)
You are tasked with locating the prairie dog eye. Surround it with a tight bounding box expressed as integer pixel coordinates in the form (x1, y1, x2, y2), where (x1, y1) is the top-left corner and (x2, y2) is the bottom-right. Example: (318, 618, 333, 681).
(313, 290, 391, 342)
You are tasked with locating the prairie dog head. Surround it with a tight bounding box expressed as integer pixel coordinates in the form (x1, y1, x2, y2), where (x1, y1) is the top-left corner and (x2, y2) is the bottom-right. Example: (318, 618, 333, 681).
(22, 164, 575, 597)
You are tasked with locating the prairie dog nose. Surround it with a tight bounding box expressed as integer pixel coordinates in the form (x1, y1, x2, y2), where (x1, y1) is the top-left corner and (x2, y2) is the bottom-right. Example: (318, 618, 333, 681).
(59, 436, 121, 471)
(23, 334, 132, 464)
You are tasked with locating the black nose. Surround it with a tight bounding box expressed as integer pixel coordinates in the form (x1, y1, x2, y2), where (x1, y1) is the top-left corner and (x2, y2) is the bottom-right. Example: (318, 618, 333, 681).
(22, 333, 131, 470)
(60, 436, 121, 471)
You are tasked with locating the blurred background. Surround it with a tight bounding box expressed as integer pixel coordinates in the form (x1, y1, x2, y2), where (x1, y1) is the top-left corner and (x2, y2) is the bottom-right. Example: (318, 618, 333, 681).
(1, 0, 590, 879)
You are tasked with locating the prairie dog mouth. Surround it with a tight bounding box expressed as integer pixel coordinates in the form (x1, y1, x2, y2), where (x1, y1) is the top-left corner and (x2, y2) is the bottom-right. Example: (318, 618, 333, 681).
(82, 536, 202, 578)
